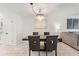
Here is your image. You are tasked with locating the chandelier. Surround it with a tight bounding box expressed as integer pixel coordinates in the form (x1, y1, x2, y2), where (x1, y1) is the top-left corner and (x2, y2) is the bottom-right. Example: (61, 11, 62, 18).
(30, 3, 46, 21)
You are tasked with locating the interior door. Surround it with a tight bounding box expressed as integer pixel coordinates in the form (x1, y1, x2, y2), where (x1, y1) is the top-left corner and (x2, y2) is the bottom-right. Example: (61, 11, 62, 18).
(1, 17, 16, 45)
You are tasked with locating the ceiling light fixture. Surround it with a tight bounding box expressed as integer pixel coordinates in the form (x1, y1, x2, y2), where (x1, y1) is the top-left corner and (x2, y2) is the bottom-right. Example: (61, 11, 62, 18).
(30, 3, 46, 21)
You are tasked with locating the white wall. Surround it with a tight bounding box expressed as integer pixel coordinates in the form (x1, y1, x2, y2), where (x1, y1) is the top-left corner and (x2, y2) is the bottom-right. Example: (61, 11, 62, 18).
(22, 14, 67, 37)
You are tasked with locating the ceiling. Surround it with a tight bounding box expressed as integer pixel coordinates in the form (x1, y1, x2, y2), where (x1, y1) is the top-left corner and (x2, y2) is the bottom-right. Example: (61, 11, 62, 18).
(0, 3, 79, 18)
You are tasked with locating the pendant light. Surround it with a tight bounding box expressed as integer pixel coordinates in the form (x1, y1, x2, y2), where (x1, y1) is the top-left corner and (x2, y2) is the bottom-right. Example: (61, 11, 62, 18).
(30, 3, 46, 21)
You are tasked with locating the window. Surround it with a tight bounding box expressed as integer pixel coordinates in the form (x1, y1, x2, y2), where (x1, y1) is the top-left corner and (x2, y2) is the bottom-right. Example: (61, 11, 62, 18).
(67, 18, 79, 29)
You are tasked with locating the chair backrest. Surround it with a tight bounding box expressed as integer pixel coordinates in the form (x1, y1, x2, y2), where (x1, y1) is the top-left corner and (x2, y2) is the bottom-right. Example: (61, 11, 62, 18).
(46, 35, 58, 51)
(33, 32, 38, 35)
(28, 35, 40, 51)
(44, 32, 50, 35)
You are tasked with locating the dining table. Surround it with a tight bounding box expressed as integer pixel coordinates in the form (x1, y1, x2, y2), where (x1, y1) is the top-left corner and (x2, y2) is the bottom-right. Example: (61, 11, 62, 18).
(22, 35, 47, 41)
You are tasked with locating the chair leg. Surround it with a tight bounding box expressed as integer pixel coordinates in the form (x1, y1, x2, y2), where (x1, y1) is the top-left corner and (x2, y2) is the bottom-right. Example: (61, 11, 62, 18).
(46, 51, 47, 56)
(39, 51, 40, 56)
(55, 50, 57, 56)
(29, 49, 31, 56)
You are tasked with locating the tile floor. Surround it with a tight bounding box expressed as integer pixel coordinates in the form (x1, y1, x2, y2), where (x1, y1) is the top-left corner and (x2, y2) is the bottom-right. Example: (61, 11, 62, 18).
(0, 41, 79, 56)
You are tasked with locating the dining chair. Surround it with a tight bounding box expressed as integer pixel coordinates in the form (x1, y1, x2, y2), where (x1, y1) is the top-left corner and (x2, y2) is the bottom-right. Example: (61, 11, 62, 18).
(33, 32, 38, 35)
(28, 35, 40, 56)
(44, 32, 50, 35)
(45, 35, 58, 56)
